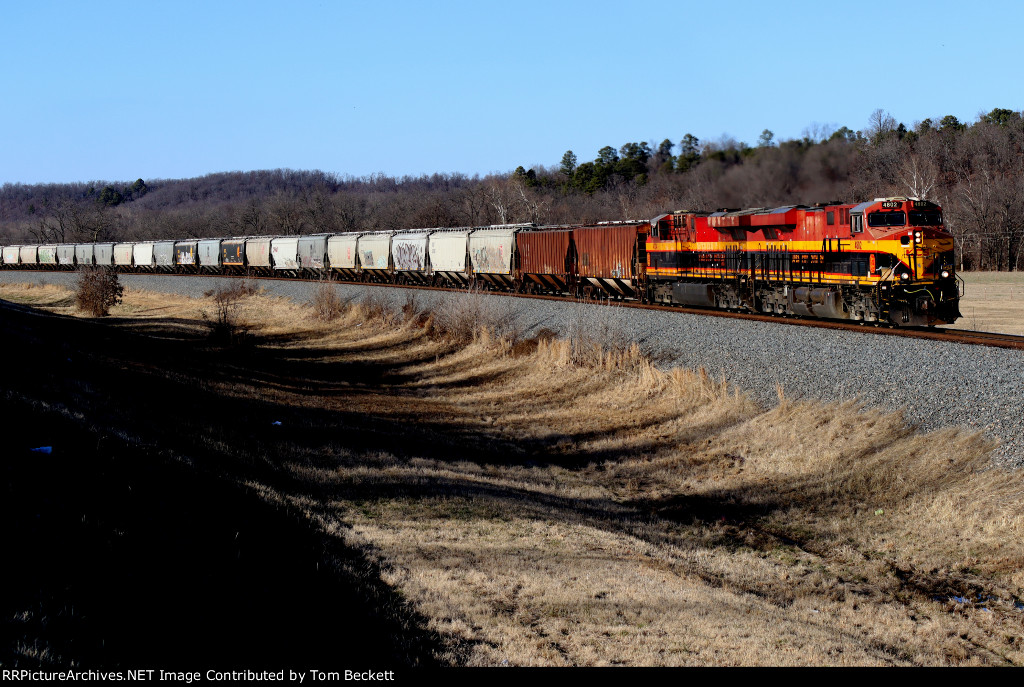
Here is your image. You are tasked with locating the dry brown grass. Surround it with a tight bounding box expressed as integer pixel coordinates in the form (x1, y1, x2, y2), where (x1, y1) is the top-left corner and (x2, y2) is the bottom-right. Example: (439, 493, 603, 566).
(0, 281, 75, 308)
(311, 276, 349, 322)
(5, 281, 1024, 667)
(428, 284, 523, 344)
(945, 271, 1024, 335)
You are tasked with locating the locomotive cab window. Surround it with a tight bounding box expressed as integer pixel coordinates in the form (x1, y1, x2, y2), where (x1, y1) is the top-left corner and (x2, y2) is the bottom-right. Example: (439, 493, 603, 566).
(851, 214, 863, 233)
(867, 211, 906, 227)
(909, 211, 943, 226)
(827, 211, 835, 225)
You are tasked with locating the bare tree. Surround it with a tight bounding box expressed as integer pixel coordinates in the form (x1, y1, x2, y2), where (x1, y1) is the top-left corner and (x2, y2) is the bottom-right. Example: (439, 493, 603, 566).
(801, 122, 837, 144)
(486, 176, 517, 224)
(31, 197, 115, 243)
(867, 109, 898, 141)
(235, 197, 265, 235)
(268, 193, 308, 235)
(897, 154, 938, 199)
(514, 180, 547, 223)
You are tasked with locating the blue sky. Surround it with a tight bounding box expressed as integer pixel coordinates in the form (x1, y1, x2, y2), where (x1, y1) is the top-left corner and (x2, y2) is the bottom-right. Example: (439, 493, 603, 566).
(1, 0, 1022, 185)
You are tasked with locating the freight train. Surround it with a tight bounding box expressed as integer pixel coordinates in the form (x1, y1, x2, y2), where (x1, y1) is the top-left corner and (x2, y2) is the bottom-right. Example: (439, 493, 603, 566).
(0, 196, 962, 327)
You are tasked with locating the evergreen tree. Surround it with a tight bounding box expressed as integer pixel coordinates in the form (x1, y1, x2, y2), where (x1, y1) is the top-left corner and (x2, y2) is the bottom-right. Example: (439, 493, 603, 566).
(559, 150, 577, 177)
(939, 115, 965, 132)
(655, 138, 675, 172)
(97, 186, 124, 207)
(596, 146, 619, 167)
(982, 107, 1019, 126)
(676, 134, 701, 172)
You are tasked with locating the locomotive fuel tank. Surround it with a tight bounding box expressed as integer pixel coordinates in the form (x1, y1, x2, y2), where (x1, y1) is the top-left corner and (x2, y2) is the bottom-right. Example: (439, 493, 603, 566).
(790, 288, 849, 319)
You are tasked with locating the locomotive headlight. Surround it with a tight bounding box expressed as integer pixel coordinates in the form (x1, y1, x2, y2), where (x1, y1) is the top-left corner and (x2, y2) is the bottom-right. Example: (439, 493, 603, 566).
(914, 231, 923, 244)
(900, 272, 910, 280)
(941, 270, 950, 279)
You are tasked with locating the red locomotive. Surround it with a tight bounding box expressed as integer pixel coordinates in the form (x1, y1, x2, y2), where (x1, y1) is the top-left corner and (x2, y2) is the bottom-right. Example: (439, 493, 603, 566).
(644, 197, 960, 326)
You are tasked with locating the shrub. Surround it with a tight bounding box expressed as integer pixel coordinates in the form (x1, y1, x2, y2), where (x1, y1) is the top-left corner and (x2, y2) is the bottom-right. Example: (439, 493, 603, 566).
(202, 282, 252, 345)
(430, 283, 522, 344)
(359, 292, 400, 326)
(560, 299, 644, 369)
(312, 276, 347, 322)
(203, 279, 258, 302)
(401, 293, 423, 323)
(75, 267, 124, 316)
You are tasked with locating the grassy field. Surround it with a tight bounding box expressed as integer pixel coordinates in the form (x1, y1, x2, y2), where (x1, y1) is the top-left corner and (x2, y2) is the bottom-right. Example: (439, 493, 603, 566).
(2, 279, 1023, 667)
(946, 271, 1024, 335)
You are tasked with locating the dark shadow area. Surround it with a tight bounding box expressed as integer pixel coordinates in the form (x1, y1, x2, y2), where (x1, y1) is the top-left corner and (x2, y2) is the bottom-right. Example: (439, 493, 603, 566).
(0, 301, 469, 669)
(0, 299, 755, 485)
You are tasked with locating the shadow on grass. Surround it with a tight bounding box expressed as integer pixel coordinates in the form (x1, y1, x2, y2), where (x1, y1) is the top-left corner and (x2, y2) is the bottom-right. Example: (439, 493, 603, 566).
(3, 300, 994, 668)
(0, 303, 469, 670)
(74, 310, 720, 470)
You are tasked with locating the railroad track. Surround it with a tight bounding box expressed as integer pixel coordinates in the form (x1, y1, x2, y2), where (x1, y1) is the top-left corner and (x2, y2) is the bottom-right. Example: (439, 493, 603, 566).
(6, 269, 1024, 352)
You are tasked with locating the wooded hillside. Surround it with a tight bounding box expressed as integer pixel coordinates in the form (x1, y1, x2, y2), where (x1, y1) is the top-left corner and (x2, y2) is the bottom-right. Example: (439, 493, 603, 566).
(2, 108, 1022, 270)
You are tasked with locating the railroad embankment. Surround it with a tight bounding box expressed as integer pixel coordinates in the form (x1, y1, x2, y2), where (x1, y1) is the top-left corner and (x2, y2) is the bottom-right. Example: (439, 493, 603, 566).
(3, 271, 1024, 462)
(2, 281, 1024, 667)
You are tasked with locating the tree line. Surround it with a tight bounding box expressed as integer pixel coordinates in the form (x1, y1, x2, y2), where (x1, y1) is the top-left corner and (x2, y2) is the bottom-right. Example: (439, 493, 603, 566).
(1, 107, 1022, 270)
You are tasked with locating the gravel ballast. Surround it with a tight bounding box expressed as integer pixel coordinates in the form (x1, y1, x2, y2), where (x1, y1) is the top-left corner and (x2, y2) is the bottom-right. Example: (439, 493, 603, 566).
(6, 271, 1022, 465)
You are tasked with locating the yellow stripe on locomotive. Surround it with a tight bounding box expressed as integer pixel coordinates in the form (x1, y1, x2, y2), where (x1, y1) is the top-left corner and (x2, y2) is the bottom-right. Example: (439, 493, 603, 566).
(645, 199, 961, 326)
